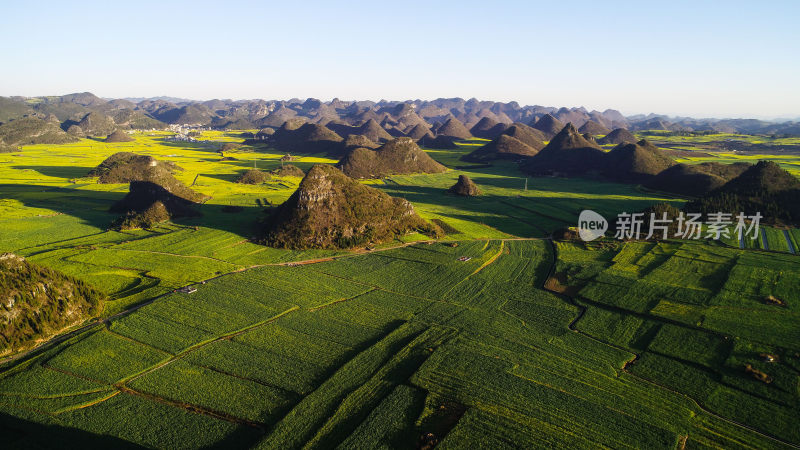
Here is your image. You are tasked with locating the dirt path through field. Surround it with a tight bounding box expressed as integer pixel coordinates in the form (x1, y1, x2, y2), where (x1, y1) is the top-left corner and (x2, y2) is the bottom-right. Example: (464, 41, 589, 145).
(0, 238, 504, 368)
(541, 239, 800, 449)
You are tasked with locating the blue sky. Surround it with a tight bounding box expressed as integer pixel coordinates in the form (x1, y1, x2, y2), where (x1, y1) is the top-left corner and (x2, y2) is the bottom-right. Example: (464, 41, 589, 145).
(1, 0, 798, 118)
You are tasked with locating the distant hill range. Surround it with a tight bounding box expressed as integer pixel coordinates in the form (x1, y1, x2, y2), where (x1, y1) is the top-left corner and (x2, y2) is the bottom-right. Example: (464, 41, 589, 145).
(1, 93, 798, 144)
(514, 122, 800, 225)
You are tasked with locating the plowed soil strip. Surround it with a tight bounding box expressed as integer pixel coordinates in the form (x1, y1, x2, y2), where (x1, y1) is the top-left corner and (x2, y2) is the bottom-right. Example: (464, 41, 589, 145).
(115, 385, 264, 430)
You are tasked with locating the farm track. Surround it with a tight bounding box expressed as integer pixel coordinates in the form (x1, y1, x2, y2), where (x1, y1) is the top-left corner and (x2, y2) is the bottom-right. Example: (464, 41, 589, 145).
(98, 307, 302, 427)
(112, 248, 237, 265)
(121, 306, 300, 385)
(6, 235, 797, 445)
(542, 239, 800, 449)
(307, 288, 378, 312)
(468, 241, 504, 277)
(115, 384, 266, 430)
(0, 238, 476, 368)
(5, 307, 304, 425)
(0, 234, 785, 369)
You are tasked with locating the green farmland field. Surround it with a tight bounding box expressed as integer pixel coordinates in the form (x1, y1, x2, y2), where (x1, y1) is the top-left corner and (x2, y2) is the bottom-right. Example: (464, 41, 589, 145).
(1, 131, 799, 448)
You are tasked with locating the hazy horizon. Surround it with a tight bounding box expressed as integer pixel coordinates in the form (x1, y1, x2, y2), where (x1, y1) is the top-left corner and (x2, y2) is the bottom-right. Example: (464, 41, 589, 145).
(2, 0, 798, 119)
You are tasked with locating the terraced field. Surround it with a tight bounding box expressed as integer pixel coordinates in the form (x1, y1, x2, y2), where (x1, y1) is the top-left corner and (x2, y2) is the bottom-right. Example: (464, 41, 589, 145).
(2, 239, 798, 448)
(2, 131, 800, 448)
(556, 239, 800, 447)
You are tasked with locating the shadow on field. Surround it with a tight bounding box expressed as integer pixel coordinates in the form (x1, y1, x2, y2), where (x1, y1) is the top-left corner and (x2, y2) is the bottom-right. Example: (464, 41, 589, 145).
(156, 139, 219, 152)
(379, 184, 559, 237)
(13, 165, 95, 179)
(379, 181, 681, 237)
(205, 424, 265, 449)
(463, 171, 657, 197)
(0, 412, 145, 449)
(201, 172, 242, 183)
(0, 183, 269, 238)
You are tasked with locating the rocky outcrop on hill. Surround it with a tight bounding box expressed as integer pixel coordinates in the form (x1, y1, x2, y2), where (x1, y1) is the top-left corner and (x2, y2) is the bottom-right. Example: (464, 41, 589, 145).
(448, 175, 481, 196)
(263, 164, 440, 248)
(338, 137, 447, 179)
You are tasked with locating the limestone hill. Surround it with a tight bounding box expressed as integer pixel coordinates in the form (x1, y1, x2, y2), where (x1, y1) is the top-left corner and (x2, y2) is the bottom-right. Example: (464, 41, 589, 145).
(258, 106, 299, 128)
(0, 97, 34, 123)
(462, 134, 539, 162)
(521, 123, 605, 176)
(0, 116, 78, 146)
(578, 120, 611, 136)
(462, 122, 546, 162)
(503, 123, 546, 148)
(448, 175, 481, 196)
(603, 139, 676, 182)
(406, 123, 434, 140)
(236, 169, 271, 184)
(0, 253, 105, 356)
(531, 113, 565, 139)
(356, 118, 393, 142)
(598, 128, 637, 145)
(324, 121, 358, 138)
(338, 137, 447, 179)
(419, 135, 458, 149)
(271, 164, 305, 177)
(111, 109, 166, 130)
(110, 181, 204, 230)
(269, 122, 344, 155)
(104, 130, 134, 143)
(436, 117, 472, 140)
(686, 161, 800, 225)
(341, 134, 379, 152)
(469, 117, 508, 139)
(89, 152, 181, 184)
(66, 125, 84, 137)
(386, 103, 428, 129)
(77, 111, 117, 137)
(325, 119, 392, 143)
(711, 160, 800, 195)
(154, 104, 214, 126)
(643, 162, 750, 196)
(262, 164, 440, 249)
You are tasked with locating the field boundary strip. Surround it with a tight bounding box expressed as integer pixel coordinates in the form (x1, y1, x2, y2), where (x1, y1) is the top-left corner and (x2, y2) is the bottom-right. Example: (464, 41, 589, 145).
(118, 306, 300, 385)
(543, 240, 800, 450)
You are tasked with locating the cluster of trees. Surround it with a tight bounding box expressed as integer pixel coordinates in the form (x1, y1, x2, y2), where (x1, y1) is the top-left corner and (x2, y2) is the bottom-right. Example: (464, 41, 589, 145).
(0, 255, 105, 354)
